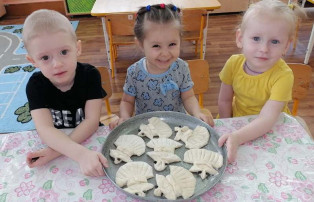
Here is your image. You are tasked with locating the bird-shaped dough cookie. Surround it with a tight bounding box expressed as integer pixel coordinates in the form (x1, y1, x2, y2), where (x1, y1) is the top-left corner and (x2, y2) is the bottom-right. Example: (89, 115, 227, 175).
(116, 161, 154, 196)
(154, 165, 196, 200)
(138, 117, 172, 139)
(184, 149, 223, 179)
(174, 125, 210, 149)
(146, 138, 182, 153)
(110, 135, 145, 164)
(147, 151, 181, 171)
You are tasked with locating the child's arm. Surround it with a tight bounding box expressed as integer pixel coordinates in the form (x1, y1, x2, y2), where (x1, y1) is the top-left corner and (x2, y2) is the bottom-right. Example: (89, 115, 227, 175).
(218, 82, 234, 118)
(218, 100, 285, 162)
(28, 99, 108, 176)
(109, 93, 135, 129)
(181, 89, 214, 126)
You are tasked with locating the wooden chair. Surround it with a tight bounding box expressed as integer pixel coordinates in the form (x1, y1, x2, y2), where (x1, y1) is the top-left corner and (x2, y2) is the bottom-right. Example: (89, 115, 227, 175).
(106, 13, 136, 78)
(187, 59, 210, 108)
(105, 9, 208, 77)
(288, 63, 312, 116)
(182, 9, 208, 58)
(96, 66, 112, 115)
(96, 66, 119, 125)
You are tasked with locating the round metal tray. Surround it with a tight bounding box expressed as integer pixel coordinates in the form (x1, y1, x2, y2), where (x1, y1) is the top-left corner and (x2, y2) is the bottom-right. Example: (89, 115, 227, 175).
(101, 111, 227, 201)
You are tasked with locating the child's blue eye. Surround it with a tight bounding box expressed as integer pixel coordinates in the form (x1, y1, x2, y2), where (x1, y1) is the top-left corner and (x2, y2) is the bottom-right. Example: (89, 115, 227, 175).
(271, 40, 279, 44)
(253, 37, 260, 41)
(41, 56, 49, 61)
(152, 45, 160, 48)
(61, 50, 68, 55)
(169, 43, 176, 47)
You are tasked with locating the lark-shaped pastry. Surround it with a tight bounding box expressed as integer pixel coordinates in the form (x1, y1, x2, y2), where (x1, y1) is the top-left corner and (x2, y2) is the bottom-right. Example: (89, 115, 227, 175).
(110, 135, 145, 164)
(116, 161, 154, 196)
(147, 151, 181, 171)
(138, 117, 172, 139)
(174, 125, 210, 149)
(146, 138, 182, 153)
(124, 183, 155, 197)
(154, 166, 196, 200)
(184, 149, 223, 179)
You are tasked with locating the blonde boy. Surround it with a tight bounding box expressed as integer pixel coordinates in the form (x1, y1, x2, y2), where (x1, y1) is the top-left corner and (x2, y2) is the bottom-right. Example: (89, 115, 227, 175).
(23, 9, 108, 176)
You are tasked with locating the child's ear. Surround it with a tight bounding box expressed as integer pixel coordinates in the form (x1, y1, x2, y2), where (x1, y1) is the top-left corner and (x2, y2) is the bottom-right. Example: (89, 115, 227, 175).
(235, 29, 243, 49)
(76, 40, 82, 56)
(26, 55, 36, 65)
(26, 55, 40, 69)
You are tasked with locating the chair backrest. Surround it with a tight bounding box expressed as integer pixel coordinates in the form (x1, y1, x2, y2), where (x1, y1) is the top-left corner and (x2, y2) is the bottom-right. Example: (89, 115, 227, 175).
(187, 59, 210, 94)
(187, 59, 210, 107)
(287, 63, 312, 115)
(96, 66, 112, 100)
(106, 13, 135, 36)
(181, 9, 207, 58)
(181, 9, 207, 34)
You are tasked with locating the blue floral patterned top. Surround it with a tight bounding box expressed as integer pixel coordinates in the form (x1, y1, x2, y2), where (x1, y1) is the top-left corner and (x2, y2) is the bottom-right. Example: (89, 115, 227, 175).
(123, 57, 194, 115)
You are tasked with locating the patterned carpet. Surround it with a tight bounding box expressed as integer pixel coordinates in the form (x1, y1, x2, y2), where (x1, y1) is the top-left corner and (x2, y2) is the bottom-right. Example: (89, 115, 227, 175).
(0, 21, 79, 133)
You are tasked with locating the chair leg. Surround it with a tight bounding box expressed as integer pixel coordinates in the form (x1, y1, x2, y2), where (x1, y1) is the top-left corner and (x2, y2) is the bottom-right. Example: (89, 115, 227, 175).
(292, 99, 299, 116)
(105, 99, 112, 115)
(199, 94, 204, 108)
(199, 14, 205, 59)
(110, 46, 115, 78)
(107, 19, 115, 78)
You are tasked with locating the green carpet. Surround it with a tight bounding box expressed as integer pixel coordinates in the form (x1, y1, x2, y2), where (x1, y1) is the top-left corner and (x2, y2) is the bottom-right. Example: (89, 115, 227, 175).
(67, 0, 96, 14)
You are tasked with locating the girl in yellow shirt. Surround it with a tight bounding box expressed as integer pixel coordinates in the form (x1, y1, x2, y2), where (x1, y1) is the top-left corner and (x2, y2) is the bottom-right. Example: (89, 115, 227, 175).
(218, 0, 305, 162)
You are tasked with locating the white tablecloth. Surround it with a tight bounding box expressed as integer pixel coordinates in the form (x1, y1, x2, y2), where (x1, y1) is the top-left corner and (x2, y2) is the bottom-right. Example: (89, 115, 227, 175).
(0, 113, 313, 201)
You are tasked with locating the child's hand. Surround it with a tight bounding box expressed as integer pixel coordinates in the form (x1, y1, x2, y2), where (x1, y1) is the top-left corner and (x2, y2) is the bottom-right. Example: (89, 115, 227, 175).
(196, 112, 215, 127)
(109, 117, 129, 130)
(26, 147, 61, 167)
(218, 133, 239, 163)
(78, 150, 109, 177)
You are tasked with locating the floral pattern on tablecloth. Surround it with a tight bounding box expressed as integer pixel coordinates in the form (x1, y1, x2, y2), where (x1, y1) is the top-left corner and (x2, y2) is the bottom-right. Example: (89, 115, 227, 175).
(0, 113, 313, 201)
(213, 113, 314, 202)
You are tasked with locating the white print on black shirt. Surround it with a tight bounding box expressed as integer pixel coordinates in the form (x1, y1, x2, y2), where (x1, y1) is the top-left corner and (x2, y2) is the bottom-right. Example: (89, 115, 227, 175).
(50, 108, 84, 127)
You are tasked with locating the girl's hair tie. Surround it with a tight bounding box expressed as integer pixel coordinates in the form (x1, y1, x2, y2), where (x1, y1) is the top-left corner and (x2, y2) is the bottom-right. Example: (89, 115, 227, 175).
(172, 5, 177, 11)
(146, 5, 151, 11)
(160, 4, 165, 9)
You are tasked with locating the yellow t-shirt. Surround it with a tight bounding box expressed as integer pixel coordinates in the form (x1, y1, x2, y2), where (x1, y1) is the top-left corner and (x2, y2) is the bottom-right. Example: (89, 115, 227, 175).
(219, 54, 293, 117)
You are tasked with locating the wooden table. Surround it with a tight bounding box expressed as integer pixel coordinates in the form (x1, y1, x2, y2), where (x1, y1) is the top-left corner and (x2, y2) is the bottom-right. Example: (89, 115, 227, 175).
(91, 0, 221, 73)
(1, 113, 313, 201)
(91, 0, 221, 15)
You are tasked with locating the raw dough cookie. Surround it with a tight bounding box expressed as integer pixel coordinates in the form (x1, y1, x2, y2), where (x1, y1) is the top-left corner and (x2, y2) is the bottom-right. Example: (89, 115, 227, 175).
(146, 138, 182, 153)
(184, 149, 223, 179)
(116, 161, 154, 196)
(154, 165, 196, 200)
(175, 125, 210, 149)
(110, 134, 145, 164)
(147, 151, 181, 171)
(138, 117, 172, 139)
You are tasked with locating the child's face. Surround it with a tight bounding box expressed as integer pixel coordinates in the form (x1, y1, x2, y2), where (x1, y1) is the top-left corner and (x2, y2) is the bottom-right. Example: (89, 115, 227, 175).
(26, 31, 81, 91)
(236, 15, 291, 70)
(139, 21, 180, 74)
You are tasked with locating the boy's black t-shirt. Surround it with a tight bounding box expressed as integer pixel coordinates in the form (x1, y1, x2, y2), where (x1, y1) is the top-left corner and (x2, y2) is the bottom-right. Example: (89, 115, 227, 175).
(26, 62, 107, 129)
